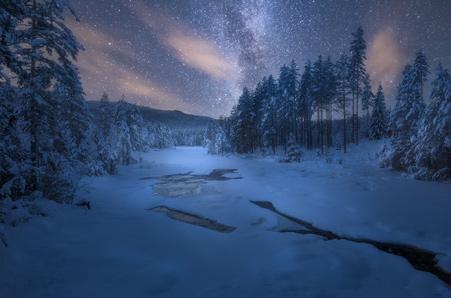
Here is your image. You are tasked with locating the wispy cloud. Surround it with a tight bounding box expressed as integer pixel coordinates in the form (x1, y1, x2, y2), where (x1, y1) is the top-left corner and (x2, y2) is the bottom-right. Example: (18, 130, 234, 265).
(367, 28, 407, 101)
(166, 32, 236, 80)
(130, 2, 238, 82)
(69, 21, 195, 112)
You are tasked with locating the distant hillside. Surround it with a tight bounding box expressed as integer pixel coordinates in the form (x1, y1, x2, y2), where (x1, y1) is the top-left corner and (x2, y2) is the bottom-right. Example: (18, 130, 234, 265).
(87, 101, 216, 128)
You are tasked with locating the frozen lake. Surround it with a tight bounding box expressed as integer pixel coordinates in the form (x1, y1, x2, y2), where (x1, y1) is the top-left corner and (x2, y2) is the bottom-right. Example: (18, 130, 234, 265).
(1, 146, 450, 297)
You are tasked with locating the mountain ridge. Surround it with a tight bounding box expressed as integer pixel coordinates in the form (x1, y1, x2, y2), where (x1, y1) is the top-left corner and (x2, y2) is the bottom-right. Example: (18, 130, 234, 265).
(87, 100, 216, 128)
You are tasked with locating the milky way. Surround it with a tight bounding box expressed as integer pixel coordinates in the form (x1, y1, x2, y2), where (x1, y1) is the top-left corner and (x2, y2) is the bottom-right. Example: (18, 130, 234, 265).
(71, 0, 451, 118)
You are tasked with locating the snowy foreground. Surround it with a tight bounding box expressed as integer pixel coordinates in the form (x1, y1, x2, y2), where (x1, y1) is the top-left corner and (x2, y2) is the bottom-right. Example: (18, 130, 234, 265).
(1, 144, 451, 297)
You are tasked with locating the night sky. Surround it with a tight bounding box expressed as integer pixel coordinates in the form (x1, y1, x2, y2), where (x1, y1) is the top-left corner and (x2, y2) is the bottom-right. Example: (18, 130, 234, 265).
(70, 0, 451, 118)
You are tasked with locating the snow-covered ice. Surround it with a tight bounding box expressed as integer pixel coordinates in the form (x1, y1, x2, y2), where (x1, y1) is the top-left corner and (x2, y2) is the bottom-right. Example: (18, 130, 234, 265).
(1, 143, 450, 297)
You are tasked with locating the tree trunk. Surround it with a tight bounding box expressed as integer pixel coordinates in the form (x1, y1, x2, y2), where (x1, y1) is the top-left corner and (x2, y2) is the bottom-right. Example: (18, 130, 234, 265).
(320, 102, 324, 154)
(29, 0, 39, 192)
(308, 112, 312, 149)
(351, 91, 355, 144)
(317, 106, 320, 149)
(343, 94, 347, 153)
(356, 86, 359, 145)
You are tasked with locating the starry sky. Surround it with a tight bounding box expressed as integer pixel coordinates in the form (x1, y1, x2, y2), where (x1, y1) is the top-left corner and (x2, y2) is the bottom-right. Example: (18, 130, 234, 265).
(70, 0, 451, 118)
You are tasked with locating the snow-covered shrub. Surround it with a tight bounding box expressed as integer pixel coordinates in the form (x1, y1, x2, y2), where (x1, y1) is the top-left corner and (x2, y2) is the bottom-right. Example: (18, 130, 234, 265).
(147, 124, 174, 149)
(282, 134, 302, 162)
(209, 131, 231, 155)
(0, 196, 47, 228)
(0, 88, 33, 200)
(41, 153, 77, 204)
(206, 124, 231, 155)
(171, 128, 205, 146)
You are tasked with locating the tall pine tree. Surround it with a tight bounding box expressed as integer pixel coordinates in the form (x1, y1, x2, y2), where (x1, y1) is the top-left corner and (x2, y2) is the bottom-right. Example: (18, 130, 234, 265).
(385, 63, 425, 171)
(298, 61, 314, 149)
(349, 26, 367, 144)
(15, 0, 84, 193)
(260, 76, 278, 153)
(369, 84, 387, 140)
(413, 65, 450, 180)
(413, 49, 429, 100)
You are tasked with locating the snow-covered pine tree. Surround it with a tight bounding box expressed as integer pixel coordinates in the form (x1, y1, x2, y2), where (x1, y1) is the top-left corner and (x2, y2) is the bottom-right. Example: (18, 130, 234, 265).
(0, 85, 31, 199)
(41, 147, 77, 203)
(88, 92, 117, 175)
(0, 1, 23, 83)
(413, 65, 450, 180)
(383, 63, 425, 171)
(13, 0, 84, 195)
(361, 73, 374, 137)
(98, 92, 114, 136)
(0, 3, 28, 198)
(0, 0, 89, 201)
(349, 26, 367, 144)
(369, 84, 387, 140)
(53, 76, 92, 167)
(206, 124, 231, 155)
(260, 75, 278, 153)
(126, 102, 145, 152)
(149, 123, 173, 149)
(397, 50, 430, 171)
(250, 80, 265, 149)
(413, 49, 430, 99)
(231, 87, 255, 153)
(0, 2, 30, 199)
(113, 98, 134, 165)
